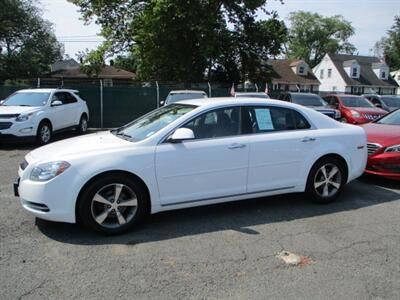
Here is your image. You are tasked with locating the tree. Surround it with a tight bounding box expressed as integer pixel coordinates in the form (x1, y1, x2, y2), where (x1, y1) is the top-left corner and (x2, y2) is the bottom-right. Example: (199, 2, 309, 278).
(76, 42, 111, 77)
(0, 0, 62, 81)
(68, 0, 287, 82)
(113, 53, 137, 73)
(286, 11, 356, 67)
(375, 16, 400, 71)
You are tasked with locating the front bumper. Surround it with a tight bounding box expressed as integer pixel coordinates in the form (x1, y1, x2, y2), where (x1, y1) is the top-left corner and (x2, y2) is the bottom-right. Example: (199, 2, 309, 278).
(0, 120, 37, 143)
(15, 163, 80, 223)
(365, 152, 400, 181)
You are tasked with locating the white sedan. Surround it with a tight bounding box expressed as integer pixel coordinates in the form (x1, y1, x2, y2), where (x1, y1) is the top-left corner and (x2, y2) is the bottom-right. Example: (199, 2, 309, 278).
(15, 98, 367, 234)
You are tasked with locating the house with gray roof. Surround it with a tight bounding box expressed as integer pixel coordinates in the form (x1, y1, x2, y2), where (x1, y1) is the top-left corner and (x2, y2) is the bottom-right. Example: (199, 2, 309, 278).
(313, 53, 398, 95)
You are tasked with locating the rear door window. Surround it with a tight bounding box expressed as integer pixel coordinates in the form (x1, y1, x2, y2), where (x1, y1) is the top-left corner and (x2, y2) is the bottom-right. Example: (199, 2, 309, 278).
(242, 106, 310, 134)
(63, 92, 78, 104)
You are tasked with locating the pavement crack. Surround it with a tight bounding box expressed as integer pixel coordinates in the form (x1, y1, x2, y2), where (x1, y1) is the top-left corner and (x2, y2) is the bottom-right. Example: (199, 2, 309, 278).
(17, 280, 48, 300)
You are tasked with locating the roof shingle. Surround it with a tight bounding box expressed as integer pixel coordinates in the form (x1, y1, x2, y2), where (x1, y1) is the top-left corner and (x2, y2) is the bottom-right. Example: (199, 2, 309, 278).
(329, 53, 398, 88)
(267, 59, 320, 85)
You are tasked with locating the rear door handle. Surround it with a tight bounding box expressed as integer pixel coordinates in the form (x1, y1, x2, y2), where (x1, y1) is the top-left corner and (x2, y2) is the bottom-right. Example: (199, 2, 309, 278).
(302, 137, 316, 143)
(228, 143, 246, 149)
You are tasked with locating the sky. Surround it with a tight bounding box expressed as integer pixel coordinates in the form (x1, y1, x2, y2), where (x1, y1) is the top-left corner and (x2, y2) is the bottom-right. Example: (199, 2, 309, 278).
(40, 0, 400, 59)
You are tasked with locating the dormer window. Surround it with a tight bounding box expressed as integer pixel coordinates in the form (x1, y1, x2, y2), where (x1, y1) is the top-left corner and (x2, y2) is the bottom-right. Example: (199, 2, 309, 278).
(290, 60, 309, 75)
(343, 60, 360, 79)
(372, 62, 389, 80)
(352, 68, 358, 77)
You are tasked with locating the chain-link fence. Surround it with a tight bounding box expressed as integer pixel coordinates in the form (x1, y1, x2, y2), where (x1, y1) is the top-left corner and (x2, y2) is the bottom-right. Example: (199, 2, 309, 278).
(0, 79, 243, 128)
(0, 78, 337, 128)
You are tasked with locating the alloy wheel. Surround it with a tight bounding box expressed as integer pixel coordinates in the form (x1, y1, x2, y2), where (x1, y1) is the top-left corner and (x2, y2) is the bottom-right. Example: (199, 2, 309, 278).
(91, 183, 138, 229)
(40, 125, 51, 143)
(80, 118, 88, 132)
(313, 163, 342, 198)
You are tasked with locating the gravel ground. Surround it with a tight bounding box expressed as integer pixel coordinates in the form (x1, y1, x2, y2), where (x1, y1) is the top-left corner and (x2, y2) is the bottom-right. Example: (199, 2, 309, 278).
(1, 131, 400, 299)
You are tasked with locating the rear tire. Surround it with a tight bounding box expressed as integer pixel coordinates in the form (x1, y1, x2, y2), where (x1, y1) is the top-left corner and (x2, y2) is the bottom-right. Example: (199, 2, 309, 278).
(305, 157, 345, 204)
(78, 174, 149, 235)
(36, 121, 52, 145)
(78, 115, 88, 134)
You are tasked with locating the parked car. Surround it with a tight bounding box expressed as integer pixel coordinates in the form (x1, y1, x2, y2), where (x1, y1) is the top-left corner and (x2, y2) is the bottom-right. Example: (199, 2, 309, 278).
(162, 90, 207, 106)
(234, 92, 270, 99)
(362, 109, 400, 181)
(362, 94, 400, 112)
(279, 92, 341, 120)
(0, 89, 89, 144)
(15, 98, 367, 234)
(323, 94, 387, 124)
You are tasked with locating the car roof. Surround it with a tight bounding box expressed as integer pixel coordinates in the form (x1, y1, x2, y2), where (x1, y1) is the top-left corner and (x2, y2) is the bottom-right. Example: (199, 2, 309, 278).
(16, 88, 78, 93)
(180, 97, 298, 108)
(335, 94, 364, 97)
(169, 90, 206, 94)
(235, 92, 267, 95)
(286, 92, 319, 96)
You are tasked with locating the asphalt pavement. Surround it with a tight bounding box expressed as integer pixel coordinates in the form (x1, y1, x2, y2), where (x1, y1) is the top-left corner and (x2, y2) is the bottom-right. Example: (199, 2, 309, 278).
(0, 131, 399, 299)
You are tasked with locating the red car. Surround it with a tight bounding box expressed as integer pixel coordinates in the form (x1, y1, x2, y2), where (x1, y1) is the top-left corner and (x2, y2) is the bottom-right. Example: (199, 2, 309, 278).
(362, 109, 400, 180)
(324, 94, 387, 124)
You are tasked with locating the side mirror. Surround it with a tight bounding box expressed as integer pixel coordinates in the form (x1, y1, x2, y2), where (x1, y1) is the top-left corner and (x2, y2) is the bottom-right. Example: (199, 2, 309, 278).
(169, 128, 195, 143)
(160, 101, 165, 106)
(51, 100, 62, 106)
(0, 100, 4, 105)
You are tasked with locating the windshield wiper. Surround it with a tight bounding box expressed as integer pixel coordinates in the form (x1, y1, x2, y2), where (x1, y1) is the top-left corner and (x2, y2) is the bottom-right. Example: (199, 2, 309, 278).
(19, 105, 32, 107)
(116, 132, 133, 141)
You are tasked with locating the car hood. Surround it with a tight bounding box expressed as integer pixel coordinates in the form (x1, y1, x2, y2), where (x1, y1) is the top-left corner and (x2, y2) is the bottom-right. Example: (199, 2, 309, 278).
(348, 107, 387, 115)
(28, 131, 133, 162)
(0, 106, 41, 115)
(362, 123, 400, 147)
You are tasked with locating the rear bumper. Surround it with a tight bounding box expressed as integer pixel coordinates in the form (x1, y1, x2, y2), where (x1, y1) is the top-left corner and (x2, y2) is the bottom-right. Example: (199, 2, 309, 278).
(365, 153, 400, 181)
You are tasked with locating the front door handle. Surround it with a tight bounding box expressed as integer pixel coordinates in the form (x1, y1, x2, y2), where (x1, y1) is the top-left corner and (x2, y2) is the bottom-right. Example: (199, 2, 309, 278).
(228, 143, 246, 149)
(302, 137, 316, 143)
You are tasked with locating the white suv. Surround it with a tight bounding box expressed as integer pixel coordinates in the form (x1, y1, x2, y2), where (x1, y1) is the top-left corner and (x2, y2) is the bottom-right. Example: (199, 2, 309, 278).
(0, 88, 89, 144)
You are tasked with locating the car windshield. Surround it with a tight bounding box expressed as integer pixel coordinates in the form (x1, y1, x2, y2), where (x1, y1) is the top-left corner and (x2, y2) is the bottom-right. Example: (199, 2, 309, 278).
(3, 92, 50, 107)
(236, 93, 269, 99)
(113, 104, 196, 142)
(341, 96, 374, 108)
(375, 109, 400, 125)
(291, 94, 327, 106)
(166, 93, 206, 104)
(381, 96, 400, 108)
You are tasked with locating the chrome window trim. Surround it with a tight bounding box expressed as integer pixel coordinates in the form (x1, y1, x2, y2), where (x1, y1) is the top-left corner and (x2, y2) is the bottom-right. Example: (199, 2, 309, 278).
(158, 103, 317, 145)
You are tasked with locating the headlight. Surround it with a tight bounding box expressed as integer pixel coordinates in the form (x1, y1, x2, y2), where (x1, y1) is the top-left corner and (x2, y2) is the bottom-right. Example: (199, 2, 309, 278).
(350, 110, 360, 118)
(30, 161, 71, 182)
(16, 113, 33, 122)
(385, 144, 400, 153)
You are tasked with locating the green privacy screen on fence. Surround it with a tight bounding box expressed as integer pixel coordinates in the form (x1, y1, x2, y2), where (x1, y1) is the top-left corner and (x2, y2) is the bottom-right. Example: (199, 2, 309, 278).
(0, 81, 236, 128)
(103, 85, 157, 128)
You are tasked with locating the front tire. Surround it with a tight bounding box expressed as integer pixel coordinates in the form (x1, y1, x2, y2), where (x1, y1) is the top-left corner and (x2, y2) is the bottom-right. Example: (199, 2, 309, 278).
(305, 157, 345, 204)
(78, 174, 149, 235)
(36, 121, 52, 145)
